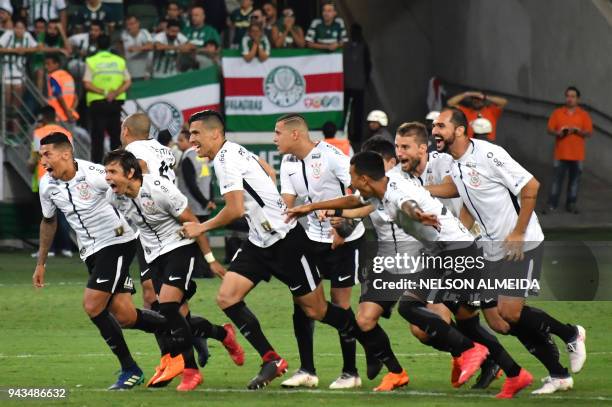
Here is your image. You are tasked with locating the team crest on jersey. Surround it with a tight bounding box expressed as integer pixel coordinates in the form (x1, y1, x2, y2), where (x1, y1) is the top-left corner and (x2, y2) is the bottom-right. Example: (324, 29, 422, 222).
(468, 169, 481, 187)
(75, 182, 92, 200)
(141, 198, 158, 215)
(311, 162, 322, 179)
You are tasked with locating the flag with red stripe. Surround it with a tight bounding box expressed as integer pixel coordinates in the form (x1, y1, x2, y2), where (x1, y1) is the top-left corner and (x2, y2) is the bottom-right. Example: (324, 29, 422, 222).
(124, 66, 221, 136)
(222, 49, 344, 134)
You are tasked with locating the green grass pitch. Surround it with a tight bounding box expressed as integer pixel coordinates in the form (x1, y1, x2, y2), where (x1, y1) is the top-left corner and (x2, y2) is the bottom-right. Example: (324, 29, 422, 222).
(1, 250, 611, 406)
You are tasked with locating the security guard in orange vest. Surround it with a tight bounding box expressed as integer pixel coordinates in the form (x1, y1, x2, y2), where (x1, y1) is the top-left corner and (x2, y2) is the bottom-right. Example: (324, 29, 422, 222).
(83, 34, 132, 163)
(44, 53, 79, 123)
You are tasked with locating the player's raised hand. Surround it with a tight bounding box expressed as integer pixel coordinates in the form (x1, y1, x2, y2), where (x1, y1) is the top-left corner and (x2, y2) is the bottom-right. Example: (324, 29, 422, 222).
(503, 230, 525, 261)
(210, 261, 226, 279)
(284, 204, 312, 223)
(33, 264, 46, 288)
(181, 222, 206, 238)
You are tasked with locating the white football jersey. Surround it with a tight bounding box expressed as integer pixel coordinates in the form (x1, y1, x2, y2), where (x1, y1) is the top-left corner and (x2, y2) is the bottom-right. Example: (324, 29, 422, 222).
(390, 152, 463, 218)
(107, 174, 193, 263)
(449, 139, 544, 260)
(126, 139, 176, 184)
(214, 141, 294, 248)
(365, 173, 473, 248)
(280, 142, 365, 243)
(39, 159, 136, 260)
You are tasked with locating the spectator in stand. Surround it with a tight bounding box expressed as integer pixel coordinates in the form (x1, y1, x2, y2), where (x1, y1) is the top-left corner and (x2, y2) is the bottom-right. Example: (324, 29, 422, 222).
(156, 1, 187, 33)
(0, 1, 13, 35)
(67, 19, 103, 91)
(0, 19, 38, 110)
(306, 1, 347, 51)
(229, 0, 253, 48)
(366, 109, 393, 143)
(32, 18, 70, 92)
(71, 0, 112, 34)
(120, 15, 153, 81)
(200, 39, 220, 68)
(182, 5, 220, 69)
(261, 2, 277, 40)
(322, 120, 352, 156)
(45, 53, 79, 122)
(23, 0, 67, 32)
(102, 0, 123, 28)
(271, 7, 304, 48)
(152, 18, 189, 78)
(447, 90, 508, 141)
(343, 23, 370, 148)
(241, 22, 269, 62)
(83, 34, 131, 163)
(544, 86, 593, 215)
(28, 105, 74, 258)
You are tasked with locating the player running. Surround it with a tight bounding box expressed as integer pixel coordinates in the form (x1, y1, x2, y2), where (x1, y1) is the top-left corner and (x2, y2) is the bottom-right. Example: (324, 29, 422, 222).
(181, 110, 369, 390)
(276, 114, 365, 389)
(393, 122, 532, 397)
(104, 149, 244, 391)
(286, 151, 491, 389)
(121, 113, 213, 370)
(33, 133, 167, 390)
(428, 107, 587, 395)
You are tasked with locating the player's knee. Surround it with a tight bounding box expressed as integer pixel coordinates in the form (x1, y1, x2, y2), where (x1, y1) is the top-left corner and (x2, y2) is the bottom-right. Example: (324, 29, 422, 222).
(113, 310, 136, 328)
(356, 312, 377, 332)
(216, 291, 238, 310)
(498, 306, 521, 324)
(142, 288, 156, 310)
(301, 303, 324, 320)
(82, 298, 104, 318)
(410, 324, 429, 342)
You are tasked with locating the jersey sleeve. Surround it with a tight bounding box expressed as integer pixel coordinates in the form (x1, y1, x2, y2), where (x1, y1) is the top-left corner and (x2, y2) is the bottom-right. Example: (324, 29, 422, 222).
(434, 153, 453, 183)
(0, 31, 10, 48)
(582, 111, 593, 134)
(329, 147, 351, 192)
(547, 109, 559, 133)
(214, 147, 244, 195)
(279, 157, 297, 196)
(486, 146, 533, 196)
(305, 20, 318, 42)
(38, 179, 57, 218)
(156, 178, 189, 218)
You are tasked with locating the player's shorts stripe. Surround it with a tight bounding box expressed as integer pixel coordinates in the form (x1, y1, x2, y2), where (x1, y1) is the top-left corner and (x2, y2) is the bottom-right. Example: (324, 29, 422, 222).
(231, 248, 242, 263)
(111, 255, 123, 293)
(185, 256, 195, 291)
(301, 255, 316, 291)
(353, 248, 360, 285)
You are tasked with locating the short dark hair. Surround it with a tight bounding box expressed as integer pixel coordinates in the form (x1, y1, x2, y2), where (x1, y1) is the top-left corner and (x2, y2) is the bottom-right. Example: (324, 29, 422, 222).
(203, 39, 219, 48)
(34, 17, 47, 25)
(396, 122, 428, 146)
(441, 107, 468, 134)
(276, 113, 307, 129)
(157, 129, 173, 147)
(322, 1, 336, 11)
(166, 19, 181, 29)
(97, 34, 111, 50)
(39, 105, 57, 122)
(90, 19, 104, 30)
(188, 109, 225, 132)
(566, 86, 581, 98)
(125, 14, 139, 22)
(40, 132, 72, 150)
(103, 149, 143, 181)
(361, 136, 397, 161)
(44, 53, 61, 64)
(322, 121, 337, 138)
(350, 151, 385, 181)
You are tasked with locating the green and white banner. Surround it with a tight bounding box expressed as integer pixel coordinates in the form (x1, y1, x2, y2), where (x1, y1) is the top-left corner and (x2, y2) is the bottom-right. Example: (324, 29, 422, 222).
(222, 49, 344, 138)
(124, 67, 221, 136)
